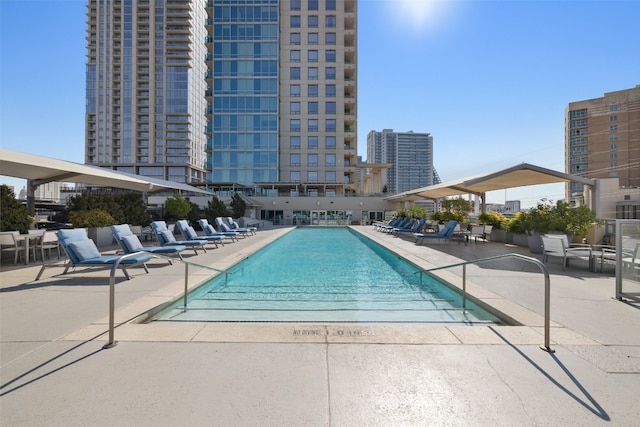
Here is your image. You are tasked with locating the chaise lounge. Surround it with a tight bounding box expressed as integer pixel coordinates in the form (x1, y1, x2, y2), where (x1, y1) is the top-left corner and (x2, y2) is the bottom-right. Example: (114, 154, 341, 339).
(414, 220, 458, 245)
(111, 224, 186, 264)
(175, 220, 225, 248)
(151, 221, 208, 254)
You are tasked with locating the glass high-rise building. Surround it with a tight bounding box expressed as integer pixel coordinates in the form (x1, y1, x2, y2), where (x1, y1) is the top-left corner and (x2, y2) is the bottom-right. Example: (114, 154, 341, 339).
(86, 0, 358, 195)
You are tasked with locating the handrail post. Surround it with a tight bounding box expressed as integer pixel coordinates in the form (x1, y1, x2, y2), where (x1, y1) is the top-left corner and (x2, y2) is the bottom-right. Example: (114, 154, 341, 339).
(462, 264, 467, 312)
(183, 263, 189, 311)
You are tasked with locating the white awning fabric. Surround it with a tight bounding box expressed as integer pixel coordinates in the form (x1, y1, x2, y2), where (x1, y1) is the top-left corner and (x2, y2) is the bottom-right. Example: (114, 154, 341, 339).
(0, 148, 211, 195)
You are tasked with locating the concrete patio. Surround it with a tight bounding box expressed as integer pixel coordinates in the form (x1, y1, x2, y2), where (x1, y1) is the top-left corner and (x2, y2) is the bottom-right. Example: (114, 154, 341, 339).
(1, 226, 639, 426)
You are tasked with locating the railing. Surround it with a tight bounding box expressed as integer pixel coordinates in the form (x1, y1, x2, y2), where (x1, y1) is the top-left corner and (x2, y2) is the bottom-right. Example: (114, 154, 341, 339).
(414, 253, 554, 353)
(104, 252, 232, 349)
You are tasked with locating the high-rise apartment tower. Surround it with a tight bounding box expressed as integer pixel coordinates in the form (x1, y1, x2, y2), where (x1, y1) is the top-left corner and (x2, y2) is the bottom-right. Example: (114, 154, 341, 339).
(565, 86, 640, 204)
(366, 129, 434, 194)
(86, 0, 357, 195)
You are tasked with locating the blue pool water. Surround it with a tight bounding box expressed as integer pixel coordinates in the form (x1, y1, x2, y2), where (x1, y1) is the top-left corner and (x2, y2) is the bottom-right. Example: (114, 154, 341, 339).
(153, 227, 503, 324)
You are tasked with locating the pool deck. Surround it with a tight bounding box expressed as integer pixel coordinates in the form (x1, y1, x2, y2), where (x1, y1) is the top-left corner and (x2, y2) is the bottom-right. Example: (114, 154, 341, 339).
(1, 225, 639, 426)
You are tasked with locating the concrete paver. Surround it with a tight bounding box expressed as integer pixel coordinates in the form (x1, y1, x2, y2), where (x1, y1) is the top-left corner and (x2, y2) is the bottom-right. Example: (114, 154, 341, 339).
(1, 226, 639, 426)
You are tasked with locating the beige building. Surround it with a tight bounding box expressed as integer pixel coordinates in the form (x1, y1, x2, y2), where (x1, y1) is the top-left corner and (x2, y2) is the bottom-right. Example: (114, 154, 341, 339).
(565, 85, 640, 205)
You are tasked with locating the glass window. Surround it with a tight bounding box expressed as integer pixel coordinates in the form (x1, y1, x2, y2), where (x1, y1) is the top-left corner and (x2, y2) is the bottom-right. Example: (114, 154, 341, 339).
(610, 124, 618, 131)
(325, 102, 336, 114)
(326, 0, 336, 11)
(308, 171, 318, 182)
(290, 33, 301, 45)
(325, 119, 336, 131)
(325, 67, 336, 79)
(325, 15, 336, 27)
(291, 0, 301, 10)
(308, 119, 318, 132)
(308, 154, 318, 166)
(325, 50, 336, 62)
(290, 171, 301, 182)
(290, 84, 301, 97)
(291, 16, 301, 28)
(290, 102, 301, 114)
(308, 33, 318, 45)
(610, 134, 618, 140)
(325, 84, 336, 97)
(291, 136, 301, 149)
(308, 136, 318, 148)
(290, 119, 301, 131)
(290, 67, 300, 79)
(308, 16, 318, 28)
(290, 153, 301, 166)
(325, 33, 336, 45)
(290, 50, 301, 62)
(308, 84, 318, 97)
(308, 67, 318, 79)
(610, 115, 618, 122)
(325, 171, 336, 182)
(308, 0, 319, 10)
(308, 50, 318, 62)
(308, 102, 318, 114)
(325, 153, 336, 166)
(325, 136, 336, 149)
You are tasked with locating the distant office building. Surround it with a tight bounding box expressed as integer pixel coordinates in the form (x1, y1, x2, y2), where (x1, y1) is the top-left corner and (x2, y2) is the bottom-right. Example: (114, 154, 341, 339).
(86, 0, 358, 197)
(565, 85, 640, 204)
(35, 182, 62, 203)
(366, 129, 434, 194)
(505, 200, 521, 214)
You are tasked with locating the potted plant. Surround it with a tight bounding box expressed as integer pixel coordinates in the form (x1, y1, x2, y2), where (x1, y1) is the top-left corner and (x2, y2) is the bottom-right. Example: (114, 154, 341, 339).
(478, 211, 510, 243)
(516, 199, 600, 254)
(69, 209, 116, 247)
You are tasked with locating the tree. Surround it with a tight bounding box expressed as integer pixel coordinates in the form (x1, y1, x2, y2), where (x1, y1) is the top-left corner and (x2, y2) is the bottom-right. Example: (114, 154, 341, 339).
(68, 209, 116, 228)
(230, 193, 247, 218)
(186, 201, 202, 226)
(163, 193, 191, 221)
(0, 185, 31, 233)
(204, 196, 231, 220)
(66, 193, 152, 225)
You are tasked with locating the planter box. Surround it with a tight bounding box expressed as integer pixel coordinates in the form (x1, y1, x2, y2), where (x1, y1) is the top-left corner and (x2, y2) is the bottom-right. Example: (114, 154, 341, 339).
(511, 233, 529, 248)
(527, 233, 544, 254)
(490, 229, 512, 244)
(88, 227, 114, 248)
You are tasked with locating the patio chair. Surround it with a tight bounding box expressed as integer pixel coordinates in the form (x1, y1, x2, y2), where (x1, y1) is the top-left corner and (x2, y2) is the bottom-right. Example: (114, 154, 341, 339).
(35, 228, 152, 281)
(0, 231, 25, 265)
(36, 230, 63, 260)
(226, 217, 256, 235)
(414, 220, 458, 245)
(540, 234, 592, 270)
(381, 217, 409, 233)
(374, 217, 400, 232)
(151, 221, 208, 254)
(470, 225, 486, 243)
(215, 217, 249, 238)
(198, 218, 239, 242)
(111, 224, 186, 264)
(393, 218, 426, 235)
(175, 220, 225, 248)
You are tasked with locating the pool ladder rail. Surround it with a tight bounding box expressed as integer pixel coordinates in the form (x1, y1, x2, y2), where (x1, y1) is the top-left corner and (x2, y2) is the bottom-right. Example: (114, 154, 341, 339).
(104, 252, 553, 353)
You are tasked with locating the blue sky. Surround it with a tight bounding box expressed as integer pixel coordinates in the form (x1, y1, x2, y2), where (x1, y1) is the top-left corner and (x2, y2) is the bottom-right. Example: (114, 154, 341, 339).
(1, 0, 639, 208)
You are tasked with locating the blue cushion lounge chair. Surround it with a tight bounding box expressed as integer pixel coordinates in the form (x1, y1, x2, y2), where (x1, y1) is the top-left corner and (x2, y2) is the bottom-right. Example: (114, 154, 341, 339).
(414, 220, 458, 245)
(151, 221, 208, 254)
(393, 218, 427, 235)
(226, 217, 256, 235)
(373, 217, 400, 232)
(381, 217, 410, 233)
(215, 217, 249, 238)
(111, 224, 186, 264)
(175, 220, 225, 248)
(198, 218, 239, 242)
(36, 228, 152, 281)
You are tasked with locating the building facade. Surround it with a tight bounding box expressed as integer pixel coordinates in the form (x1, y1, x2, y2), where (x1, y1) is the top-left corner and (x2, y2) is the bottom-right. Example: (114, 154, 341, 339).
(366, 129, 434, 194)
(86, 0, 357, 197)
(565, 86, 640, 205)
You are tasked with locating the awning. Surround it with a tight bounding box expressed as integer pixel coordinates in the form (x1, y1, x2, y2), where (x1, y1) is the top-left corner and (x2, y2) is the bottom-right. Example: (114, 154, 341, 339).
(0, 148, 212, 195)
(385, 163, 596, 201)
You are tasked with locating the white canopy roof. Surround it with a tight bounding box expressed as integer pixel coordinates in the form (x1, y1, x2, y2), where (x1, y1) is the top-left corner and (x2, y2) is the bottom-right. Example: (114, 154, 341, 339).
(385, 163, 596, 201)
(0, 148, 211, 195)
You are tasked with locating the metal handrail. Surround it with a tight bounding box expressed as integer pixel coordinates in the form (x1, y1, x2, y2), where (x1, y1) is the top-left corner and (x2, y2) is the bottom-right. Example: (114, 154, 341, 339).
(414, 253, 554, 353)
(104, 251, 232, 349)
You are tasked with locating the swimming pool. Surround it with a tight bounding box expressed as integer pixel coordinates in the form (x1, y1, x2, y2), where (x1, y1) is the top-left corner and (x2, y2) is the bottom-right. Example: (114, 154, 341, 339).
(152, 227, 503, 324)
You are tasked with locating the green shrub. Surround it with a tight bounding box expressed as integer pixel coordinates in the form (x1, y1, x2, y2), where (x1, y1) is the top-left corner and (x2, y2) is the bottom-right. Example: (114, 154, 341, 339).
(0, 185, 31, 233)
(478, 211, 507, 230)
(164, 193, 191, 221)
(69, 209, 116, 228)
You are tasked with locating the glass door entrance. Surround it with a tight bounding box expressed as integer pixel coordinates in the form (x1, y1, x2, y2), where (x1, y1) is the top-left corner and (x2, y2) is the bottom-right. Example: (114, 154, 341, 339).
(310, 210, 327, 225)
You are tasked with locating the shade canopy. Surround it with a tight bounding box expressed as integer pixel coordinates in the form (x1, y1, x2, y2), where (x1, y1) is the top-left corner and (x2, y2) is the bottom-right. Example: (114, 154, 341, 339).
(0, 148, 211, 195)
(385, 163, 596, 202)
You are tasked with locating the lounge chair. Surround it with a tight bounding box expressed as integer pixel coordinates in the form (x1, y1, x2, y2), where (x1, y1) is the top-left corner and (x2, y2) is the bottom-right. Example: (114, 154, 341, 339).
(151, 221, 208, 254)
(226, 217, 256, 235)
(111, 224, 186, 264)
(175, 220, 225, 248)
(215, 217, 249, 238)
(393, 218, 426, 235)
(35, 228, 152, 281)
(379, 217, 407, 233)
(198, 218, 239, 242)
(541, 234, 592, 270)
(414, 220, 458, 245)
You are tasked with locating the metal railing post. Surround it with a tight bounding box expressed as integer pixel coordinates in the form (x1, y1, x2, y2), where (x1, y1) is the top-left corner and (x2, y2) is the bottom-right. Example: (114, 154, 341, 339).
(462, 264, 467, 312)
(183, 263, 189, 311)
